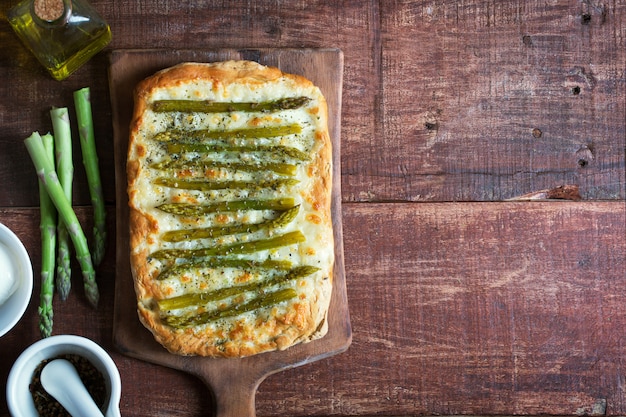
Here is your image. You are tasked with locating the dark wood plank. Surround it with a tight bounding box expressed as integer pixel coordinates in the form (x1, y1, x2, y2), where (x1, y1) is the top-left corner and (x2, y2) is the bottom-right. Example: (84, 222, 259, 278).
(1, 202, 625, 416)
(255, 201, 626, 416)
(4, 0, 623, 207)
(342, 0, 626, 202)
(295, 201, 624, 416)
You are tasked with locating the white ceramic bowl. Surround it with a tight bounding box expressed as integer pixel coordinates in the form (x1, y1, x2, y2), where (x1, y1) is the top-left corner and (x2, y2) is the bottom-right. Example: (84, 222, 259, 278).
(0, 222, 33, 337)
(6, 335, 122, 417)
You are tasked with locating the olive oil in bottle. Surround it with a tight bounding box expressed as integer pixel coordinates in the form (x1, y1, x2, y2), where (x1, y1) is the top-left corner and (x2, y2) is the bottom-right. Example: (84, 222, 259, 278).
(8, 0, 111, 81)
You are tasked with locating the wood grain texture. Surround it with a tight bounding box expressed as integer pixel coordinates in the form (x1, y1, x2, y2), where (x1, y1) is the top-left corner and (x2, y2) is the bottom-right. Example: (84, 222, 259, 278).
(3, 0, 623, 206)
(1, 0, 625, 415)
(1, 202, 624, 416)
(344, 0, 626, 202)
(256, 201, 626, 416)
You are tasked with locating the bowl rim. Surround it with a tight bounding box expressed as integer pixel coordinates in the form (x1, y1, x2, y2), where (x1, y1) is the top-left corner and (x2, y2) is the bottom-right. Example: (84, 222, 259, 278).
(6, 334, 122, 417)
(0, 222, 33, 338)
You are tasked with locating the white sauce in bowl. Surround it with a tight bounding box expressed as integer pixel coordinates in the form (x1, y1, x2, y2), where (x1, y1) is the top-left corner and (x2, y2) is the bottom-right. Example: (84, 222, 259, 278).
(0, 242, 18, 305)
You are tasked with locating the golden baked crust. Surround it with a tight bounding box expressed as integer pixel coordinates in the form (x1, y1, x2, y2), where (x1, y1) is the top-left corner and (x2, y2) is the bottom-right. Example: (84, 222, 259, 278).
(127, 61, 333, 357)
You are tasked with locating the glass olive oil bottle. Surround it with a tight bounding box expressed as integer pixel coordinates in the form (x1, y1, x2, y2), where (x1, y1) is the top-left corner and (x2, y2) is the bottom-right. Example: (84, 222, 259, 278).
(8, 0, 111, 81)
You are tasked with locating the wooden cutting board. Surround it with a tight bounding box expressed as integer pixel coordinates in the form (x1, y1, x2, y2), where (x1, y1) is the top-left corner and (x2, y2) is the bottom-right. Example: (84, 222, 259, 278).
(108, 48, 351, 417)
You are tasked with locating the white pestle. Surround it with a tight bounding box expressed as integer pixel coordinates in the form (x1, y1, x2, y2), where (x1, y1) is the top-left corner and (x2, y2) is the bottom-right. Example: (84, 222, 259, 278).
(40, 359, 105, 417)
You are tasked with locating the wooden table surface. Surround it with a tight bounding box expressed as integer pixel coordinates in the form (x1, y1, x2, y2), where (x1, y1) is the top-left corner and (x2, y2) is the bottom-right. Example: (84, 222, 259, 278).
(1, 1, 625, 416)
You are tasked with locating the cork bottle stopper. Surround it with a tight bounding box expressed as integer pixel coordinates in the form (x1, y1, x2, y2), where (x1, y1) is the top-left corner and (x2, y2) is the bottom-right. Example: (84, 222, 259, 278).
(33, 0, 66, 22)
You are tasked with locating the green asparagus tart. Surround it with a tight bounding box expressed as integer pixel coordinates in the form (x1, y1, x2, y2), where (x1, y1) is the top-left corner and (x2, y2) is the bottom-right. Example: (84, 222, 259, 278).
(127, 60, 334, 357)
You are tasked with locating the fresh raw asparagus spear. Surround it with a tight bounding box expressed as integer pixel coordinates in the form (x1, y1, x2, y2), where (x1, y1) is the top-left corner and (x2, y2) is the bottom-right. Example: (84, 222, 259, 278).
(163, 288, 297, 328)
(161, 205, 299, 242)
(73, 87, 106, 266)
(153, 124, 301, 142)
(150, 230, 306, 261)
(152, 96, 311, 113)
(24, 132, 99, 307)
(153, 177, 299, 192)
(158, 265, 319, 310)
(165, 143, 311, 161)
(38, 133, 57, 338)
(157, 198, 295, 216)
(157, 258, 293, 281)
(50, 107, 73, 300)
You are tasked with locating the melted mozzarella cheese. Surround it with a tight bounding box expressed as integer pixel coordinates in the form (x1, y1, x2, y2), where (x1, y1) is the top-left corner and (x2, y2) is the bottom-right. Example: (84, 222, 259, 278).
(128, 62, 334, 356)
(0, 243, 18, 305)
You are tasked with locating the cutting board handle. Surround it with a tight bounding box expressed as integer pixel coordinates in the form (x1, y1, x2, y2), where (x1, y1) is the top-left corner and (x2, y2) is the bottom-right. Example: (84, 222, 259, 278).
(213, 384, 256, 417)
(196, 370, 259, 417)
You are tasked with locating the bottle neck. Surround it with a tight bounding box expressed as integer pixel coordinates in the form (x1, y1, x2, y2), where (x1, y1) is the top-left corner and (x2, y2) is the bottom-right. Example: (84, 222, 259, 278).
(31, 0, 72, 26)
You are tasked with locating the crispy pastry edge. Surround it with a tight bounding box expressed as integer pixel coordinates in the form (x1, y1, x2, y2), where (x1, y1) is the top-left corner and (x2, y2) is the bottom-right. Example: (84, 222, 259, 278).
(127, 61, 333, 357)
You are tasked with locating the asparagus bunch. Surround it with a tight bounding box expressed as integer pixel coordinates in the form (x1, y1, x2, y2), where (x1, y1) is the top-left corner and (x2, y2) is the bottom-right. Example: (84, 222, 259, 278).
(74, 87, 106, 266)
(24, 132, 99, 308)
(38, 133, 57, 338)
(50, 107, 73, 300)
(23, 88, 107, 338)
